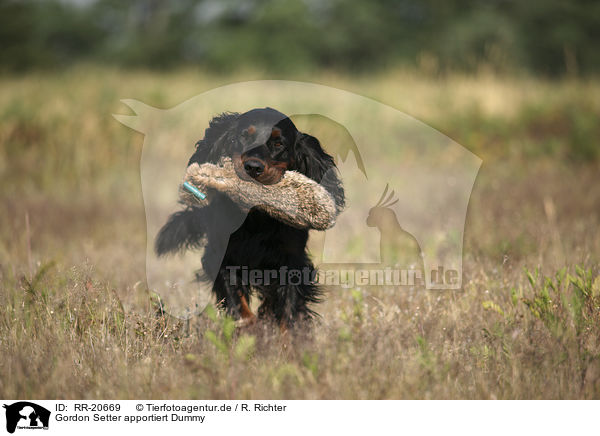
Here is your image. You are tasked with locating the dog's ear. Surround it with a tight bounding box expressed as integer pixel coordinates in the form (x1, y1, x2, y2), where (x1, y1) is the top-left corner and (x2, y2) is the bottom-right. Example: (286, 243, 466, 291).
(293, 133, 335, 182)
(188, 112, 239, 166)
(293, 133, 345, 210)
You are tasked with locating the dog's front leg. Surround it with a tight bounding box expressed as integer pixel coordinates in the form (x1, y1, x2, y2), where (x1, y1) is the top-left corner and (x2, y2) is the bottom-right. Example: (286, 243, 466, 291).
(212, 269, 241, 318)
(212, 267, 255, 322)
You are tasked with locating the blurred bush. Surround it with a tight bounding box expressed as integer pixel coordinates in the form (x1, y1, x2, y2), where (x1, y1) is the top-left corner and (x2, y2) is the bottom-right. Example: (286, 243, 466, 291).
(1, 0, 599, 75)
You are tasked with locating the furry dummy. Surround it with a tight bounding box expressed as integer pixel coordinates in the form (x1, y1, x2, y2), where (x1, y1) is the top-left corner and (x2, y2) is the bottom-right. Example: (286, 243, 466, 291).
(179, 157, 341, 230)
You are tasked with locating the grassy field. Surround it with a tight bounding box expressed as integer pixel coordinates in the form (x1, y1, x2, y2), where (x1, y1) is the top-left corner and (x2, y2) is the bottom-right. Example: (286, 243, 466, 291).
(1, 67, 599, 399)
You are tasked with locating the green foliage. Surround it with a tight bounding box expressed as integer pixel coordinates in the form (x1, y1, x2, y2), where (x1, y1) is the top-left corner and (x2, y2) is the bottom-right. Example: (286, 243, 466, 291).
(521, 266, 600, 367)
(440, 100, 600, 163)
(301, 352, 320, 378)
(416, 335, 433, 369)
(203, 305, 235, 352)
(21, 260, 55, 306)
(482, 300, 504, 316)
(203, 304, 256, 362)
(519, 266, 600, 393)
(1, 0, 600, 75)
(233, 334, 256, 361)
(350, 289, 364, 321)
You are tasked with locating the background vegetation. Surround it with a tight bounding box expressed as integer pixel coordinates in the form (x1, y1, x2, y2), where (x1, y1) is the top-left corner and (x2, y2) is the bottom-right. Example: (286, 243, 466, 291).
(1, 0, 599, 399)
(1, 0, 600, 76)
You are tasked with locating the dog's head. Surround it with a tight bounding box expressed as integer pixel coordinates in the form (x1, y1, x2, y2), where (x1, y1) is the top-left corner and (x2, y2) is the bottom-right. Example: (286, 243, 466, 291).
(234, 108, 298, 185)
(190, 107, 341, 189)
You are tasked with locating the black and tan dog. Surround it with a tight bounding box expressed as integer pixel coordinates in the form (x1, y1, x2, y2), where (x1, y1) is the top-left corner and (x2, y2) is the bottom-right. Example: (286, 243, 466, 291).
(156, 108, 344, 327)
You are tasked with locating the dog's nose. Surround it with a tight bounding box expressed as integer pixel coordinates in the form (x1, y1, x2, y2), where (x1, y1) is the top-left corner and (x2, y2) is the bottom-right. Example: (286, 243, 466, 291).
(244, 159, 265, 177)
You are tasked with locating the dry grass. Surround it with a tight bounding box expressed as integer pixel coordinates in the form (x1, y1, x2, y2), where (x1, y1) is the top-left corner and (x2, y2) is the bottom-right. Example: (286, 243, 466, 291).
(1, 67, 599, 399)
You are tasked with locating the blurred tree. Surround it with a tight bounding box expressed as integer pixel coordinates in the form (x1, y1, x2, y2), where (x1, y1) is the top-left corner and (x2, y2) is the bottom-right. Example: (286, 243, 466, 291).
(1, 0, 599, 75)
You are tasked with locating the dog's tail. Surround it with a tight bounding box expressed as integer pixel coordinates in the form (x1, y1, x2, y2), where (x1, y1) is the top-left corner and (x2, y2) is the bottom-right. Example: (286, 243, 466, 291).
(155, 208, 208, 256)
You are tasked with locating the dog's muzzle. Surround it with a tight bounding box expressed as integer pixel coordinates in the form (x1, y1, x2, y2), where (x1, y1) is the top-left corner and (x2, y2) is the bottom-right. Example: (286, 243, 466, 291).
(243, 158, 265, 178)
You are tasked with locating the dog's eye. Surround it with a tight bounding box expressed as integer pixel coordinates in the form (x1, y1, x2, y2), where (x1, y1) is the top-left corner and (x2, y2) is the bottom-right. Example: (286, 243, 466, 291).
(274, 143, 282, 148)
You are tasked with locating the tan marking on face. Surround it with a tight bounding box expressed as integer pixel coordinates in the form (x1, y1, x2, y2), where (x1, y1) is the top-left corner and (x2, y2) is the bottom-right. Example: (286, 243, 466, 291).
(238, 153, 286, 185)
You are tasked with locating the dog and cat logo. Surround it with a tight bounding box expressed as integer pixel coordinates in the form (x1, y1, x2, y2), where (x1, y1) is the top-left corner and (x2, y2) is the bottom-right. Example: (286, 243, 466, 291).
(2, 402, 50, 433)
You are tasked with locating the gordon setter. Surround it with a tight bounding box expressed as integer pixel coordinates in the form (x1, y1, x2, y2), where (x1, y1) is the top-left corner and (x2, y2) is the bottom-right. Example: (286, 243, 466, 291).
(155, 108, 344, 327)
